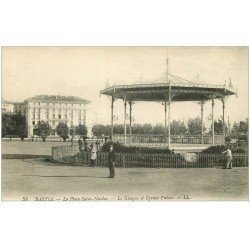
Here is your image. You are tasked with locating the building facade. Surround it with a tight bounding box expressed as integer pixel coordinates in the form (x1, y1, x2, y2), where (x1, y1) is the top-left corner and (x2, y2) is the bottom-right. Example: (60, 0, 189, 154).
(2, 99, 15, 113)
(2, 95, 91, 137)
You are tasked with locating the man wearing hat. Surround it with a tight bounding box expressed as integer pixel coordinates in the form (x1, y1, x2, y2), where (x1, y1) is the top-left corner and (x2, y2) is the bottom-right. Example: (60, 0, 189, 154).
(222, 146, 233, 169)
(107, 144, 116, 178)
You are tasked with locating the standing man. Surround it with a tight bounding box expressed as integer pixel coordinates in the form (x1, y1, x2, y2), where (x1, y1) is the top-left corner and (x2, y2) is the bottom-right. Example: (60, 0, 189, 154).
(107, 144, 116, 178)
(84, 139, 88, 152)
(222, 146, 233, 169)
(78, 138, 83, 152)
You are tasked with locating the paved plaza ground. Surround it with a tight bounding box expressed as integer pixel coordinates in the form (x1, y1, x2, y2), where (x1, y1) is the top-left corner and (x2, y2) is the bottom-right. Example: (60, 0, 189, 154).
(2, 158, 248, 201)
(1, 141, 249, 201)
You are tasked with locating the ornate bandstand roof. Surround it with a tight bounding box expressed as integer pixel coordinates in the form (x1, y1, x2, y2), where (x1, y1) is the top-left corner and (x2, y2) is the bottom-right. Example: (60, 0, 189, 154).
(100, 73, 236, 102)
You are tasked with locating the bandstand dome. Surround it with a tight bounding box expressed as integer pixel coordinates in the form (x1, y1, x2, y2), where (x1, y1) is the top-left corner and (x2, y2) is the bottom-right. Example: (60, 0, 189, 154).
(100, 73, 236, 102)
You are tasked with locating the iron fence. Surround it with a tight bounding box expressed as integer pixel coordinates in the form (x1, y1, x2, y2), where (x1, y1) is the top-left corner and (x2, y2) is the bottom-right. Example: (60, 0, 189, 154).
(51, 145, 248, 168)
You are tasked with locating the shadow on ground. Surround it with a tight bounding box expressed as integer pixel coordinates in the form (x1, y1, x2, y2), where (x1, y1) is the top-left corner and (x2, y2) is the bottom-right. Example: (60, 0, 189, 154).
(23, 174, 107, 178)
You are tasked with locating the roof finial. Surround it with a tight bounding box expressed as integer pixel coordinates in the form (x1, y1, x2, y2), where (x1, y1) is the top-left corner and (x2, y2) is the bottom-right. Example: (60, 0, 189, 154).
(229, 78, 233, 88)
(105, 78, 110, 88)
(194, 73, 201, 84)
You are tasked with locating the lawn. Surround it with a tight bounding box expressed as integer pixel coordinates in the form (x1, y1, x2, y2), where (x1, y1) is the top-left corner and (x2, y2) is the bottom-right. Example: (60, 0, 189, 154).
(1, 140, 71, 156)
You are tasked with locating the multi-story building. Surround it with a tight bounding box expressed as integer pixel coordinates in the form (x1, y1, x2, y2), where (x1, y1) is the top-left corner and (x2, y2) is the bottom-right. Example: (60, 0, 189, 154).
(2, 95, 91, 137)
(2, 99, 15, 113)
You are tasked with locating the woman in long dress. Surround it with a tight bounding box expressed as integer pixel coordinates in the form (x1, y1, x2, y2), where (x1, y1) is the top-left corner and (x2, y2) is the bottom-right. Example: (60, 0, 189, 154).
(90, 146, 97, 166)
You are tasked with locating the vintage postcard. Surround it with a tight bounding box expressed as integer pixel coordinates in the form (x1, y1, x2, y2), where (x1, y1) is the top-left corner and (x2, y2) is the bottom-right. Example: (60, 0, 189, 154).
(1, 47, 249, 201)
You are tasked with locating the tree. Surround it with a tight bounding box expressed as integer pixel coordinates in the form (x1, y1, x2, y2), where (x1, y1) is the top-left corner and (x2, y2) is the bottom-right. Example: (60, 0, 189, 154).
(131, 124, 143, 134)
(2, 114, 16, 139)
(231, 119, 248, 142)
(152, 123, 165, 134)
(17, 124, 28, 141)
(12, 112, 28, 141)
(113, 124, 124, 134)
(214, 119, 228, 135)
(142, 124, 153, 134)
(92, 124, 110, 137)
(238, 119, 248, 135)
(170, 120, 187, 135)
(131, 123, 153, 134)
(56, 122, 69, 141)
(35, 121, 51, 141)
(187, 117, 206, 135)
(76, 124, 88, 138)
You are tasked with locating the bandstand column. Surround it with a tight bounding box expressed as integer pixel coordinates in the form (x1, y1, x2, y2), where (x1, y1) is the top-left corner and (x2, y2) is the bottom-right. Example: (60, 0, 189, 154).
(129, 100, 132, 145)
(110, 96, 114, 140)
(222, 97, 226, 144)
(211, 98, 215, 146)
(168, 87, 171, 149)
(164, 101, 167, 145)
(124, 94, 127, 146)
(200, 101, 204, 144)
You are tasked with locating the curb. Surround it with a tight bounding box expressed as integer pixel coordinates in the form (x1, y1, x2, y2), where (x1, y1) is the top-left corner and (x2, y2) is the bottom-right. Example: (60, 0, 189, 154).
(2, 154, 50, 160)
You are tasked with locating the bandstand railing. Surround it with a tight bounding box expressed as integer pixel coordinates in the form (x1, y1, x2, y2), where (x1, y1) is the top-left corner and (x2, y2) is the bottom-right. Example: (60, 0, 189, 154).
(112, 134, 224, 146)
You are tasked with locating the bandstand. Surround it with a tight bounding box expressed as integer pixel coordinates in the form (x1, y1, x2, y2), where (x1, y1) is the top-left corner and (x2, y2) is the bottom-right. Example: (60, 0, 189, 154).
(100, 69, 236, 150)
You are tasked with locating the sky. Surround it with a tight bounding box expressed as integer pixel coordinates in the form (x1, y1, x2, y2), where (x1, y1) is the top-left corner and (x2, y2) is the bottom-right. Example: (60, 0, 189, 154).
(2, 47, 248, 128)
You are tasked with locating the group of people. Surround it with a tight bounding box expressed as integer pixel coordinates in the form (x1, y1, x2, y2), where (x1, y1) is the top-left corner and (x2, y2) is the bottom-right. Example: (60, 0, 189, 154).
(78, 138, 101, 152)
(78, 138, 116, 178)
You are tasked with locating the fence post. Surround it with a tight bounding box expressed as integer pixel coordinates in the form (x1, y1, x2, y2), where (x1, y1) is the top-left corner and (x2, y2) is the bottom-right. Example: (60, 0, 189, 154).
(122, 154, 125, 167)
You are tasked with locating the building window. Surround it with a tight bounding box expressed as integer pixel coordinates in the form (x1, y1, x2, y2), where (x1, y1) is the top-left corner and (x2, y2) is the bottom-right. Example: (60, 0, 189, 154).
(46, 115, 49, 120)
(58, 114, 61, 119)
(32, 114, 35, 119)
(53, 114, 55, 119)
(53, 109, 55, 113)
(65, 115, 67, 119)
(52, 121, 55, 126)
(32, 121, 35, 125)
